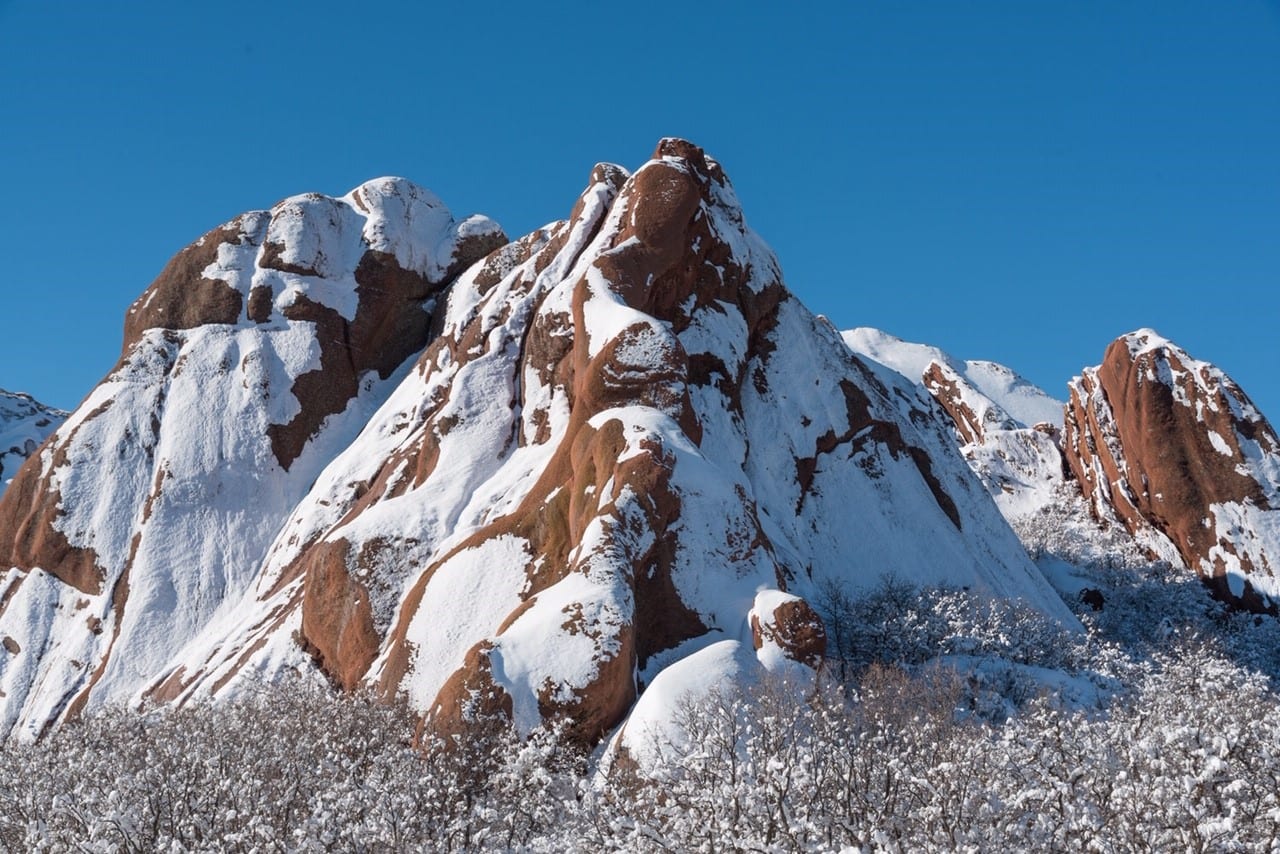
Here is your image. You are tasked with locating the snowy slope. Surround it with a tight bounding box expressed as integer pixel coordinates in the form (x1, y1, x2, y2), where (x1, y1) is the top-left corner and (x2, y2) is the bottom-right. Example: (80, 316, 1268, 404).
(0, 390, 66, 494)
(0, 181, 502, 740)
(3, 141, 1080, 746)
(148, 141, 1075, 750)
(843, 328, 1068, 519)
(842, 328, 1063, 428)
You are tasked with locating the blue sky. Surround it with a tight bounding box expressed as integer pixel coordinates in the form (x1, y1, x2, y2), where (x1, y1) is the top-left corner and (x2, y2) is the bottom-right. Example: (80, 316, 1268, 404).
(2, 1, 1278, 422)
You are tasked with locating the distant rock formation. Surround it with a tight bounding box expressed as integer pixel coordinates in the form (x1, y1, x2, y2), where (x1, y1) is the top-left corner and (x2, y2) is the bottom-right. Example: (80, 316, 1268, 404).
(843, 328, 1069, 521)
(0, 390, 65, 494)
(1064, 329, 1280, 610)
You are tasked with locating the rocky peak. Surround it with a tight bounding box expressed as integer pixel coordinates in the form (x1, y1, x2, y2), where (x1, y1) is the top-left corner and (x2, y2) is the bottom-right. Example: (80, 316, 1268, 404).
(157, 140, 1068, 749)
(1, 140, 1074, 746)
(1063, 329, 1280, 609)
(0, 181, 501, 740)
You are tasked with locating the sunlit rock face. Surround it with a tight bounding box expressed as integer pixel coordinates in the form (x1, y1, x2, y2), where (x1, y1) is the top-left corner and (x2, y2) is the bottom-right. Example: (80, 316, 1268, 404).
(0, 178, 502, 740)
(1064, 329, 1280, 610)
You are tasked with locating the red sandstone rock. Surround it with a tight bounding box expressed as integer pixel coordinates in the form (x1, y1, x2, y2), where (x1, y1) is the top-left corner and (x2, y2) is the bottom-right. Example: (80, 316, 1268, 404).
(1063, 329, 1280, 609)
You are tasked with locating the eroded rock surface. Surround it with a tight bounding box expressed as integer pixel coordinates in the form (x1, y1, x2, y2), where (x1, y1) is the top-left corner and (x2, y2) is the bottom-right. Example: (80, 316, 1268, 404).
(1063, 329, 1280, 609)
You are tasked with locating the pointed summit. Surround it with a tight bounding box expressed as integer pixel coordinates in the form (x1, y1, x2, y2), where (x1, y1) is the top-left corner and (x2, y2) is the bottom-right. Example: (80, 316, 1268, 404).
(0, 141, 1073, 743)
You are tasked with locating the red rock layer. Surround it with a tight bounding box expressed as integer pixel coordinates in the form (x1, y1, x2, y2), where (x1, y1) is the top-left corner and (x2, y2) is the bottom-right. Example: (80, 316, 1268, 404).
(1064, 332, 1279, 608)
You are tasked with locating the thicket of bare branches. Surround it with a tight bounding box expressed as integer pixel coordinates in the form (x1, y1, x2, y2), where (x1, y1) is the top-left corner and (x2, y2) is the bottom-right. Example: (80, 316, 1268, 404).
(6, 556, 1280, 851)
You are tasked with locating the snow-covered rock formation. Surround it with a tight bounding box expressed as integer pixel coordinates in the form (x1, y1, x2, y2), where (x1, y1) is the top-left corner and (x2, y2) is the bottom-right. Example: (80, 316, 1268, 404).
(843, 328, 1068, 520)
(0, 140, 1077, 744)
(148, 141, 1071, 745)
(0, 391, 66, 495)
(0, 181, 503, 739)
(1064, 329, 1280, 609)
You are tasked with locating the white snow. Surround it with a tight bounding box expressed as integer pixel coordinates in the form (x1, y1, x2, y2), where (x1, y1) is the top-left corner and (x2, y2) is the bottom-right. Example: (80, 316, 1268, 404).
(401, 535, 531, 713)
(843, 328, 1070, 522)
(609, 639, 755, 769)
(843, 327, 1065, 428)
(0, 390, 66, 494)
(1207, 430, 1233, 457)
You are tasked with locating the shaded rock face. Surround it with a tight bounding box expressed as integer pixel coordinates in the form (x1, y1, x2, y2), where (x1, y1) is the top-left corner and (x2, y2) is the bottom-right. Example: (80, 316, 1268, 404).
(0, 180, 501, 740)
(1064, 329, 1280, 609)
(149, 139, 1071, 748)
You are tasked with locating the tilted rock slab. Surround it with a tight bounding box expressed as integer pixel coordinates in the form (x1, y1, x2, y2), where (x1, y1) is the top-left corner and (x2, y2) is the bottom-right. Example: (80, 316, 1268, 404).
(1064, 329, 1280, 609)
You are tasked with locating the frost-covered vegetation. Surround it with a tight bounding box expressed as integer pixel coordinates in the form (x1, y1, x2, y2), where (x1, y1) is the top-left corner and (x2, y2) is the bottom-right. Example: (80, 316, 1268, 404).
(6, 530, 1280, 851)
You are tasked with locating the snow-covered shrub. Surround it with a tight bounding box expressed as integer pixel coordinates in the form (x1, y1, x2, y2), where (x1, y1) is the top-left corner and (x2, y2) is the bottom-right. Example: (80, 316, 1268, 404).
(6, 569, 1280, 850)
(0, 681, 584, 852)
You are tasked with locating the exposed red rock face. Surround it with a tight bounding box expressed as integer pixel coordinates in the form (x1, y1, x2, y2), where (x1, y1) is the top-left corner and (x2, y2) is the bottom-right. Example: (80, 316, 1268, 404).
(296, 538, 382, 688)
(1064, 330, 1280, 609)
(924, 362, 989, 446)
(751, 595, 826, 668)
(266, 246, 493, 472)
(424, 642, 515, 745)
(122, 222, 247, 348)
(0, 398, 119, 595)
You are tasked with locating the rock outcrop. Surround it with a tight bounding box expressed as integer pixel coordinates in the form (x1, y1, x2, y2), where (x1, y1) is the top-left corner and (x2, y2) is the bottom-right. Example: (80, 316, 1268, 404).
(0, 140, 1075, 744)
(0, 181, 502, 739)
(143, 140, 1072, 748)
(0, 391, 66, 495)
(1063, 329, 1280, 609)
(843, 328, 1069, 520)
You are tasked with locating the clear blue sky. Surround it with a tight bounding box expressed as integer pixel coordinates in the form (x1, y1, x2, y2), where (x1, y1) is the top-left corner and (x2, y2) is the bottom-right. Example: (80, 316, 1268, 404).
(3, 1, 1278, 423)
